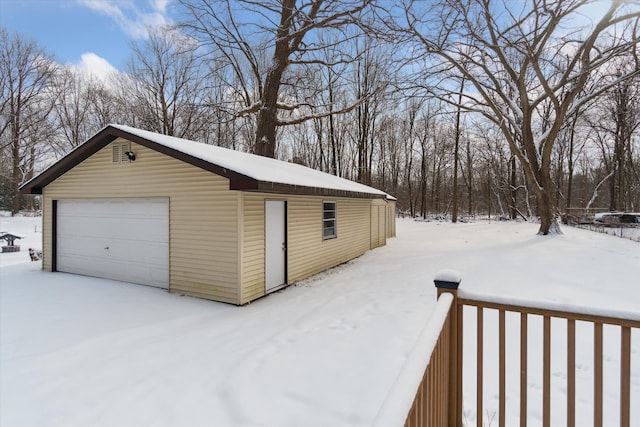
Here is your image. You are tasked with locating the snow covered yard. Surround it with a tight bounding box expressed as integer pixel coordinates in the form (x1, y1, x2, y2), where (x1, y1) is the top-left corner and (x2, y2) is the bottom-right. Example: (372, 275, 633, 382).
(1, 215, 638, 426)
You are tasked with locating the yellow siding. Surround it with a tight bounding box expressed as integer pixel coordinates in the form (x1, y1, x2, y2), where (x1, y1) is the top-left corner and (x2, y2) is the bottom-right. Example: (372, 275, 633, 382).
(370, 199, 387, 249)
(240, 194, 373, 303)
(379, 205, 387, 246)
(288, 196, 373, 283)
(370, 204, 380, 248)
(387, 200, 397, 238)
(240, 195, 266, 304)
(42, 138, 241, 304)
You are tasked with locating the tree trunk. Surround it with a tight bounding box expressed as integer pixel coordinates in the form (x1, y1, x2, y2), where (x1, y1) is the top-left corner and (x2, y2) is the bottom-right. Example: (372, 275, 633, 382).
(566, 125, 575, 210)
(452, 78, 465, 222)
(254, 66, 284, 158)
(420, 135, 427, 219)
(11, 133, 21, 216)
(510, 156, 517, 220)
(252, 0, 297, 158)
(534, 174, 561, 235)
(466, 135, 473, 215)
(328, 95, 339, 176)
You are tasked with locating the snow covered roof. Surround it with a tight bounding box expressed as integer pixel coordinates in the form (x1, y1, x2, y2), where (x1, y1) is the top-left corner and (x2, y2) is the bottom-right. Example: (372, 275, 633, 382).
(20, 124, 391, 200)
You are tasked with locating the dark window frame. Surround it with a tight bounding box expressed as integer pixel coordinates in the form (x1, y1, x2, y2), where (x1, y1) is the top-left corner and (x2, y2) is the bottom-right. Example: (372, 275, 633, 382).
(322, 201, 337, 240)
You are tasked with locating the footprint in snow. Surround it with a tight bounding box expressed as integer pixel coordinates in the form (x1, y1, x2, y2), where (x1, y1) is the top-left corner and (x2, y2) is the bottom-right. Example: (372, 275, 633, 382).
(327, 318, 358, 331)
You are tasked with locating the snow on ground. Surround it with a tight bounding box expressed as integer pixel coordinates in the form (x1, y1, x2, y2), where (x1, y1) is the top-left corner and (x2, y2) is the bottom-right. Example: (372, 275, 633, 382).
(1, 216, 638, 427)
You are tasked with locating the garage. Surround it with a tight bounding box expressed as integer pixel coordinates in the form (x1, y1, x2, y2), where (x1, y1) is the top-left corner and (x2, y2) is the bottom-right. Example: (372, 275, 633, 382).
(56, 198, 169, 288)
(20, 124, 396, 304)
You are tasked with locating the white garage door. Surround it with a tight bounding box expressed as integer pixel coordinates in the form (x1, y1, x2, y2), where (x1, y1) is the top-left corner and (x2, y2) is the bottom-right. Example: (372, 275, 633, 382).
(57, 198, 169, 288)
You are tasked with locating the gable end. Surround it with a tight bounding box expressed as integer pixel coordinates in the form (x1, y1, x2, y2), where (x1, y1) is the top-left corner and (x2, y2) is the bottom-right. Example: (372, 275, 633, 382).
(19, 126, 259, 195)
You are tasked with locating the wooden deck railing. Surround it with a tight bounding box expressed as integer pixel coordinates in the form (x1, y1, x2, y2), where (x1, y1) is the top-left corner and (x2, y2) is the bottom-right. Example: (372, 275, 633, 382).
(390, 273, 639, 427)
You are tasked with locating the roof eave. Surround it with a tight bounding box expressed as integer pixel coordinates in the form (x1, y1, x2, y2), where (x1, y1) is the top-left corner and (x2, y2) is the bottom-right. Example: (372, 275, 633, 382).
(18, 125, 388, 200)
(240, 181, 387, 199)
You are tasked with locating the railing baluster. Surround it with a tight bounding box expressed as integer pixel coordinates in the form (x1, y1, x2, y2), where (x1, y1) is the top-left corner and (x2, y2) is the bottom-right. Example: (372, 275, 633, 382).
(424, 373, 428, 426)
(429, 356, 434, 425)
(440, 323, 448, 426)
(477, 307, 484, 427)
(435, 330, 440, 426)
(543, 315, 551, 427)
(457, 301, 463, 427)
(620, 326, 631, 427)
(417, 376, 423, 426)
(567, 319, 576, 427)
(442, 325, 448, 425)
(594, 322, 603, 427)
(520, 312, 528, 427)
(499, 309, 506, 427)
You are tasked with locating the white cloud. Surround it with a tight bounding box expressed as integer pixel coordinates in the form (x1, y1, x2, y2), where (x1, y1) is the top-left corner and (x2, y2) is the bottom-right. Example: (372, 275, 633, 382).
(76, 0, 173, 39)
(74, 52, 119, 81)
(151, 0, 170, 13)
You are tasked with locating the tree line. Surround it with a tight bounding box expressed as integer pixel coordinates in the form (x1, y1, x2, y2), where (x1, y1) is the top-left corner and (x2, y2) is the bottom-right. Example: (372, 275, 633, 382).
(1, 0, 638, 235)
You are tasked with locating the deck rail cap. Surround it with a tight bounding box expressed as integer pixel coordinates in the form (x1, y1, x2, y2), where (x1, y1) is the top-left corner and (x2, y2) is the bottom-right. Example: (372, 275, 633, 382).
(434, 269, 462, 289)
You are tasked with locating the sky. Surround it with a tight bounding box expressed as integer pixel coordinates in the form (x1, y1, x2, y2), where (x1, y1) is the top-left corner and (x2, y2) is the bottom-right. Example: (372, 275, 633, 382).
(0, 0, 616, 80)
(0, 0, 177, 77)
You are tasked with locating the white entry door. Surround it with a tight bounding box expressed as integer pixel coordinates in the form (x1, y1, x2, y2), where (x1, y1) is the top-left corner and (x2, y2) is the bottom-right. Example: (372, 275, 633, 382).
(265, 200, 286, 292)
(56, 198, 169, 288)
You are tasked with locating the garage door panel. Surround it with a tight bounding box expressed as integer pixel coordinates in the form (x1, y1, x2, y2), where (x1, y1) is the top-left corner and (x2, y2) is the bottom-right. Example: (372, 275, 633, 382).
(57, 200, 168, 243)
(56, 253, 168, 286)
(57, 198, 169, 289)
(58, 216, 167, 243)
(57, 237, 168, 265)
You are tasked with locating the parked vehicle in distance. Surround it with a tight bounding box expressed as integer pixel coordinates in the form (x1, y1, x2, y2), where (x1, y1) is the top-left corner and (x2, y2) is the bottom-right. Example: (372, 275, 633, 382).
(594, 212, 640, 224)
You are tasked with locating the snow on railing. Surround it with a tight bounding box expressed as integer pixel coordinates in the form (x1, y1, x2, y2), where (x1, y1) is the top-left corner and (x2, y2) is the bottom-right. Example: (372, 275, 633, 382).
(373, 271, 461, 427)
(373, 291, 455, 426)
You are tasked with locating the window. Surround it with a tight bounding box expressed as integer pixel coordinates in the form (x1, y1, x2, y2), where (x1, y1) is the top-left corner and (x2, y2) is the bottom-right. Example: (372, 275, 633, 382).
(323, 201, 336, 240)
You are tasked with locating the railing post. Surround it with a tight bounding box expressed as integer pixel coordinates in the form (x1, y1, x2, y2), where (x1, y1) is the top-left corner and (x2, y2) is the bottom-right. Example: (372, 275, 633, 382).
(434, 270, 462, 427)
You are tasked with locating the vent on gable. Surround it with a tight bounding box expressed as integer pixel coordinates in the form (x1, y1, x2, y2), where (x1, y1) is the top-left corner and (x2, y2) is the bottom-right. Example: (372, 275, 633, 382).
(112, 142, 130, 163)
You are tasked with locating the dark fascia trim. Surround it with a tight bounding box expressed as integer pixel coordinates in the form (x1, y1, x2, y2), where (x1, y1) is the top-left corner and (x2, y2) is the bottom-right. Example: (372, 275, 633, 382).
(244, 181, 388, 199)
(19, 125, 387, 200)
(20, 129, 119, 195)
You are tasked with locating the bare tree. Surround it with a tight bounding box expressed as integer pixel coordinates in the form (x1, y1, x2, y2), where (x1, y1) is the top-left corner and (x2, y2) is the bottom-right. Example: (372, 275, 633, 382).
(584, 65, 640, 211)
(51, 68, 98, 152)
(0, 28, 57, 214)
(351, 35, 389, 184)
(397, 0, 640, 234)
(128, 27, 207, 139)
(87, 81, 124, 129)
(179, 0, 375, 158)
(609, 68, 639, 210)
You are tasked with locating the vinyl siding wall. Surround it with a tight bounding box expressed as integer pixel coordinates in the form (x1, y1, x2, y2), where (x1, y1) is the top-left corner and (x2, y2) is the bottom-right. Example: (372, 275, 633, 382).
(370, 199, 387, 249)
(387, 200, 397, 238)
(240, 194, 375, 304)
(42, 138, 241, 304)
(240, 193, 267, 304)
